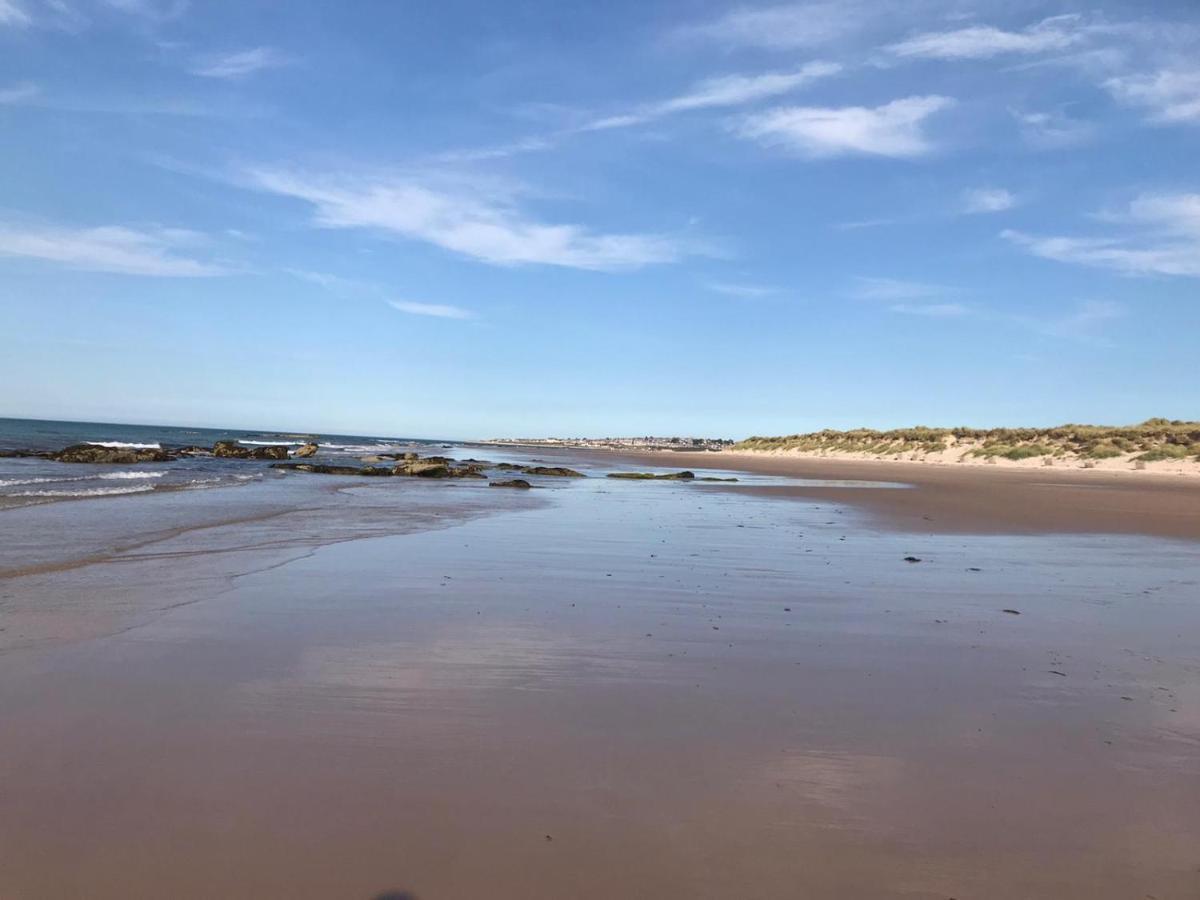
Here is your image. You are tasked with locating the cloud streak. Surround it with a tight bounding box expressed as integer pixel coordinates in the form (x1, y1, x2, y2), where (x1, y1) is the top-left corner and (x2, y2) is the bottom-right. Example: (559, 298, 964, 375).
(0, 0, 30, 26)
(250, 169, 702, 271)
(583, 62, 841, 131)
(0, 222, 227, 276)
(191, 46, 289, 79)
(962, 187, 1016, 214)
(737, 95, 954, 158)
(1003, 192, 1200, 277)
(888, 15, 1084, 60)
(0, 81, 39, 104)
(674, 3, 865, 51)
(387, 300, 473, 320)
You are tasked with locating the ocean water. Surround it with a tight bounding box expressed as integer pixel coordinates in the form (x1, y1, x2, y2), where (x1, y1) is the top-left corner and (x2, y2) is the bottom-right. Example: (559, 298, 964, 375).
(0, 417, 444, 509)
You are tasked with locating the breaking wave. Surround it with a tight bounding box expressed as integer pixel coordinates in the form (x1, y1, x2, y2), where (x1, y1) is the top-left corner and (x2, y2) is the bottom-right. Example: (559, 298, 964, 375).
(85, 441, 162, 449)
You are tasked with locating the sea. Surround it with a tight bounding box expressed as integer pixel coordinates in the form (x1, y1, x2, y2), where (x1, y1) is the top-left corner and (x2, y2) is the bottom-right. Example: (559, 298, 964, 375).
(0, 417, 448, 509)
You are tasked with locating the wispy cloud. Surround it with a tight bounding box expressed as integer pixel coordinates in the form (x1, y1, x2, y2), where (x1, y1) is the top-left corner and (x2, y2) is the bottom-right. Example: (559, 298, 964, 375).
(962, 187, 1017, 214)
(0, 222, 228, 276)
(1011, 107, 1095, 148)
(583, 62, 841, 131)
(1012, 299, 1124, 345)
(1105, 67, 1200, 124)
(888, 15, 1084, 60)
(704, 281, 778, 298)
(250, 168, 702, 272)
(0, 0, 30, 26)
(889, 302, 969, 317)
(674, 3, 866, 51)
(850, 276, 953, 301)
(387, 299, 473, 320)
(191, 46, 290, 79)
(1002, 192, 1200, 277)
(0, 81, 39, 104)
(737, 95, 954, 158)
(102, 0, 188, 21)
(285, 268, 374, 293)
(442, 63, 841, 162)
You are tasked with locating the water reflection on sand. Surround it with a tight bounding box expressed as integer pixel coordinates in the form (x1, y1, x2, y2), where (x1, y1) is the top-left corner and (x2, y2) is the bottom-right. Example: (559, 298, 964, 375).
(0, 459, 1197, 899)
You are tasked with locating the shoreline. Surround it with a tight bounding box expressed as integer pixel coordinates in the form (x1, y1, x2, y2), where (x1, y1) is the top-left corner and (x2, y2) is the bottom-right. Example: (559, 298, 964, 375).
(602, 447, 1200, 541)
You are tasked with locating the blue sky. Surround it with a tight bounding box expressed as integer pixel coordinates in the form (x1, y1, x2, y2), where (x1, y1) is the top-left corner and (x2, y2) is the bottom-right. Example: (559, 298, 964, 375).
(0, 0, 1197, 439)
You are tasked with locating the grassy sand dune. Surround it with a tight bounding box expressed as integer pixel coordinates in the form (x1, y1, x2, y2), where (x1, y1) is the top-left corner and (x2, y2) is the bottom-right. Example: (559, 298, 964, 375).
(733, 419, 1200, 475)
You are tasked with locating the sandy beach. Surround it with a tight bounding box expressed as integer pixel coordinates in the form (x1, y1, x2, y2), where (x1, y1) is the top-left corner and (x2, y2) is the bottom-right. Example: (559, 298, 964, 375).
(1, 445, 1198, 899)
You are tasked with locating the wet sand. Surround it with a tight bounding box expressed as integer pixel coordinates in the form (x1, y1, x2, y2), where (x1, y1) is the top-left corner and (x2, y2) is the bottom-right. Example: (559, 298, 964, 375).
(1, 453, 1198, 898)
(616, 449, 1200, 540)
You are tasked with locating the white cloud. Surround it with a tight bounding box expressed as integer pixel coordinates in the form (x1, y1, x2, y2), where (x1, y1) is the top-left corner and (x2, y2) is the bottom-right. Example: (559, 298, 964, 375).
(1105, 67, 1200, 124)
(705, 281, 777, 298)
(1128, 192, 1200, 237)
(962, 187, 1016, 214)
(250, 169, 699, 271)
(1003, 193, 1200, 277)
(0, 0, 30, 26)
(387, 300, 473, 320)
(851, 276, 953, 301)
(0, 222, 227, 276)
(0, 82, 39, 104)
(675, 3, 865, 51)
(889, 15, 1083, 60)
(584, 62, 841, 131)
(191, 46, 289, 79)
(737, 95, 954, 158)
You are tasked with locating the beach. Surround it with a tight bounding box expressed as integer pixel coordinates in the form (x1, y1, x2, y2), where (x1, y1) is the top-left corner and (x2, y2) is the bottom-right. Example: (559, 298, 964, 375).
(1, 432, 1198, 898)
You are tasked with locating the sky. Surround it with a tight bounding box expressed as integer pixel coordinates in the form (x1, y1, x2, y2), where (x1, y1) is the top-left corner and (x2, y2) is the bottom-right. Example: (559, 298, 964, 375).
(0, 0, 1197, 439)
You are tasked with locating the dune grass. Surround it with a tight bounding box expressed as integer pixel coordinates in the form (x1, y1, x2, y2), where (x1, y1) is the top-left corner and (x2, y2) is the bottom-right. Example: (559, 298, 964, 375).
(733, 419, 1200, 463)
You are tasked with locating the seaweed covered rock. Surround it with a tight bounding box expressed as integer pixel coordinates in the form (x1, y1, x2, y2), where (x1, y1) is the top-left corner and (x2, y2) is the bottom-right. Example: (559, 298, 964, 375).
(51, 443, 171, 464)
(607, 470, 695, 480)
(522, 466, 586, 478)
(212, 440, 290, 460)
(490, 479, 532, 489)
(271, 463, 365, 475)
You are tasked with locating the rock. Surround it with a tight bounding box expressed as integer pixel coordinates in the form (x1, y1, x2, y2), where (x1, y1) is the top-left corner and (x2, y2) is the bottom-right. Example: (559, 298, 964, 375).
(495, 462, 524, 470)
(522, 466, 586, 478)
(294, 442, 319, 458)
(903, 556, 922, 563)
(212, 440, 290, 460)
(415, 465, 452, 478)
(357, 466, 393, 476)
(1001, 608, 1022, 615)
(490, 479, 532, 489)
(270, 463, 364, 476)
(607, 471, 695, 480)
(698, 476, 738, 482)
(51, 443, 170, 464)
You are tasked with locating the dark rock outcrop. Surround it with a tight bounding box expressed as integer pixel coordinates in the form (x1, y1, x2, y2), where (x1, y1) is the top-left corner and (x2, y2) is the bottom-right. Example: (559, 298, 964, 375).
(522, 466, 586, 478)
(51, 443, 171, 464)
(271, 463, 366, 475)
(607, 470, 695, 480)
(490, 479, 532, 489)
(213, 440, 290, 460)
